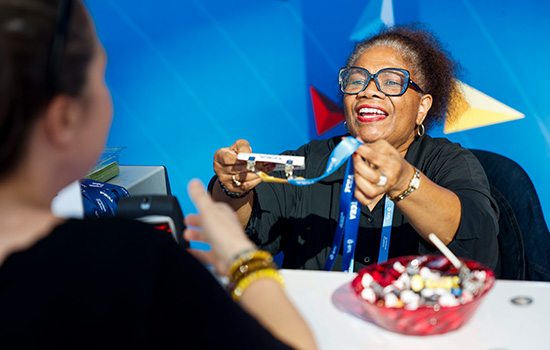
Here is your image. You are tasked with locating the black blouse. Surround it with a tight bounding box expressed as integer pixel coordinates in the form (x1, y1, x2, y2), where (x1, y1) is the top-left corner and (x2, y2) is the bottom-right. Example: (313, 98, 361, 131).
(244, 134, 499, 272)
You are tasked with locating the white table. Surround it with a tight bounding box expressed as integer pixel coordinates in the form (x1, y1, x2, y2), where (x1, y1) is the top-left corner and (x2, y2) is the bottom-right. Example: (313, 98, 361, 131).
(280, 269, 550, 350)
(107, 165, 170, 195)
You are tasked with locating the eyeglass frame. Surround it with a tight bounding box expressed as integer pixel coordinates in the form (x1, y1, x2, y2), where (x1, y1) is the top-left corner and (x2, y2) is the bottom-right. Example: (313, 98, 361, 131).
(338, 66, 425, 97)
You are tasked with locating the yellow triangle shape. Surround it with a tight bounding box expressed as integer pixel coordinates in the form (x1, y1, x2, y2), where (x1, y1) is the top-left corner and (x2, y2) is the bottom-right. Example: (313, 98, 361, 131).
(444, 81, 525, 134)
(444, 108, 525, 133)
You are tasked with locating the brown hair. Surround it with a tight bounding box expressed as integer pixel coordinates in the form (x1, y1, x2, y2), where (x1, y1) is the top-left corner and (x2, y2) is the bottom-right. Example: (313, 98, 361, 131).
(346, 23, 461, 130)
(0, 0, 95, 176)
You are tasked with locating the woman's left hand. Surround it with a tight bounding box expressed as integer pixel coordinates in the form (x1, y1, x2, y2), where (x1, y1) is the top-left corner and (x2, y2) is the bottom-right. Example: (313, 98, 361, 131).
(184, 179, 255, 276)
(352, 139, 414, 206)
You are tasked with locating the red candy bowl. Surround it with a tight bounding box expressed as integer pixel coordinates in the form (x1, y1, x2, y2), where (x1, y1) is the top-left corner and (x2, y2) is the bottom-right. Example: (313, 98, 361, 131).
(351, 255, 495, 336)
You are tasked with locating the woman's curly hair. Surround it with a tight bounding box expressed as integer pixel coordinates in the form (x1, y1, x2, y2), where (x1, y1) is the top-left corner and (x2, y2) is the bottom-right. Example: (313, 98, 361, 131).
(346, 23, 462, 131)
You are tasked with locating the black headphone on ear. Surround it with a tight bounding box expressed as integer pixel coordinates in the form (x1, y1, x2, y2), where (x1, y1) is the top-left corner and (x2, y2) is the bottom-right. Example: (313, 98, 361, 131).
(47, 0, 72, 94)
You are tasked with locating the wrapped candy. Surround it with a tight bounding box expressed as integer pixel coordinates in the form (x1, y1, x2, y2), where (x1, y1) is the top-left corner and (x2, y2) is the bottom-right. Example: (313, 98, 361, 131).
(351, 254, 495, 336)
(356, 256, 488, 309)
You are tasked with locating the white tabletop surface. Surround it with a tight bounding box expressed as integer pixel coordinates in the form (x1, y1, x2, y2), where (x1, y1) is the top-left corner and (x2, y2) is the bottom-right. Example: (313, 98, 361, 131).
(280, 269, 550, 350)
(107, 165, 169, 195)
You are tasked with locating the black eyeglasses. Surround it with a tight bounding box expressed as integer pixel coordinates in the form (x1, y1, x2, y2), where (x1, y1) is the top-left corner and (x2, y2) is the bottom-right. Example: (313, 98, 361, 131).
(339, 67, 424, 96)
(46, 0, 72, 94)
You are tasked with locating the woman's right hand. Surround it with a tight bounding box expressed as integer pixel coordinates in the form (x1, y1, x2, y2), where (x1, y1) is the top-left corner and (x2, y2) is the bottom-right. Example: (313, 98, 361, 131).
(213, 139, 274, 194)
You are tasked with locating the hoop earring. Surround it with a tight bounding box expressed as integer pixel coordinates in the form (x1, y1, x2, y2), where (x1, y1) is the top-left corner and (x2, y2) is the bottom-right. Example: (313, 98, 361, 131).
(344, 121, 350, 134)
(417, 123, 425, 137)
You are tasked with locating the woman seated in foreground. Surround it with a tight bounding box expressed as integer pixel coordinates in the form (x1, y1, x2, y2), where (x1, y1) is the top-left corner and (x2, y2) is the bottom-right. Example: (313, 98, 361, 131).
(0, 1, 316, 349)
(211, 24, 499, 272)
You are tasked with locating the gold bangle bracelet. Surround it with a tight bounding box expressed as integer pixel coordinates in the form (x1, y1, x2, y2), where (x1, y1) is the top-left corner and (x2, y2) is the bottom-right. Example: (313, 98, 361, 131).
(388, 167, 421, 202)
(231, 268, 285, 301)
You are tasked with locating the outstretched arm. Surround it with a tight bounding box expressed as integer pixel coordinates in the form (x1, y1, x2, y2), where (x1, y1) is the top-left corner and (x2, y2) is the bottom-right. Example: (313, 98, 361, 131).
(185, 179, 317, 350)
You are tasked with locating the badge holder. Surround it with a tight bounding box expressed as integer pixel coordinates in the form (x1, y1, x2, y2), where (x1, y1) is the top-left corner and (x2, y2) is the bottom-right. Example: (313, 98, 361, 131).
(245, 156, 303, 183)
(284, 159, 297, 179)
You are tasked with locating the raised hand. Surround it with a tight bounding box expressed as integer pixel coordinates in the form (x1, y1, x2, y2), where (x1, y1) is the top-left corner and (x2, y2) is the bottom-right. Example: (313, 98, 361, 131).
(184, 179, 255, 275)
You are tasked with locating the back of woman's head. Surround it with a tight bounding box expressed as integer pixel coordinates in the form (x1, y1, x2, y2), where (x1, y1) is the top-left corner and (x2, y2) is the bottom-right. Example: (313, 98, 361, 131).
(346, 23, 461, 130)
(0, 0, 94, 177)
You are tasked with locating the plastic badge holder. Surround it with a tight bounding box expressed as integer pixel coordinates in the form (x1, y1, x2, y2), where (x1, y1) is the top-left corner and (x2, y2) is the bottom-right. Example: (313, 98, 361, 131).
(98, 146, 123, 164)
(351, 255, 495, 336)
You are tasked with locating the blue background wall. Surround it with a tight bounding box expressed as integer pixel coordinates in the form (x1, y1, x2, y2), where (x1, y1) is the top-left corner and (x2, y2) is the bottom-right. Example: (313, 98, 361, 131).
(85, 0, 550, 225)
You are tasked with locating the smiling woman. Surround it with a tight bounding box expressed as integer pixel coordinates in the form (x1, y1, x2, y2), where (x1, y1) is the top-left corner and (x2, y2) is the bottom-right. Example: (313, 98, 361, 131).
(343, 45, 433, 153)
(210, 23, 499, 274)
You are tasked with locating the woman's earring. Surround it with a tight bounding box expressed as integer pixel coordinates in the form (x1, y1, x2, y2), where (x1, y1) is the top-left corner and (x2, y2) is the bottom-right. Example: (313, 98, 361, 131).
(344, 121, 350, 134)
(417, 123, 425, 137)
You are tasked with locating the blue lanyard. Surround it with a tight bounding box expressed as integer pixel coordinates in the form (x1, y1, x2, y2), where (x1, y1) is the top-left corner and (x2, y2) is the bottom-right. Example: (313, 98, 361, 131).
(270, 136, 395, 272)
(378, 196, 394, 263)
(287, 137, 362, 186)
(323, 164, 395, 272)
(324, 160, 359, 272)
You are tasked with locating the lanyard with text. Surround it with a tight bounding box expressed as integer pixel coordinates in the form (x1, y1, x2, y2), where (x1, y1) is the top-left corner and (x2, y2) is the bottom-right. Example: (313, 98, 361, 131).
(324, 159, 359, 272)
(323, 162, 395, 272)
(378, 196, 395, 264)
(253, 137, 395, 273)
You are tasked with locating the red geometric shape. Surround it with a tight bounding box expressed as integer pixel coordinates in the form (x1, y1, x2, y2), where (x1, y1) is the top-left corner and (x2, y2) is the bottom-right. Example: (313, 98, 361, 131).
(310, 86, 345, 135)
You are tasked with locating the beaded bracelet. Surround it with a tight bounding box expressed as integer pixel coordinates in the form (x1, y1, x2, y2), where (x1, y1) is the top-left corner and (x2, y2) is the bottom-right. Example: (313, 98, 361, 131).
(230, 258, 279, 287)
(218, 178, 252, 199)
(229, 247, 257, 265)
(226, 250, 284, 300)
(231, 268, 285, 301)
(227, 250, 274, 278)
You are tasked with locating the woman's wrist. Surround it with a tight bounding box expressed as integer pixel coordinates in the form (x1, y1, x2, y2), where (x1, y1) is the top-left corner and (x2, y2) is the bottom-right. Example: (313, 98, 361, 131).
(218, 178, 252, 198)
(221, 243, 256, 274)
(388, 166, 421, 202)
(226, 249, 284, 300)
(232, 268, 284, 300)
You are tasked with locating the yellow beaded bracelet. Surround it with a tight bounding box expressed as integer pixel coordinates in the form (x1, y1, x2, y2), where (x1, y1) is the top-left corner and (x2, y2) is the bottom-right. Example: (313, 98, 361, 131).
(227, 250, 273, 278)
(231, 268, 285, 301)
(230, 258, 279, 287)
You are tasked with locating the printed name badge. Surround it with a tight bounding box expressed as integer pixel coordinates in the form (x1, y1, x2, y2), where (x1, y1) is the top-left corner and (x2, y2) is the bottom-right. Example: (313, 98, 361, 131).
(240, 136, 395, 273)
(242, 137, 362, 185)
(237, 153, 305, 171)
(238, 153, 305, 183)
